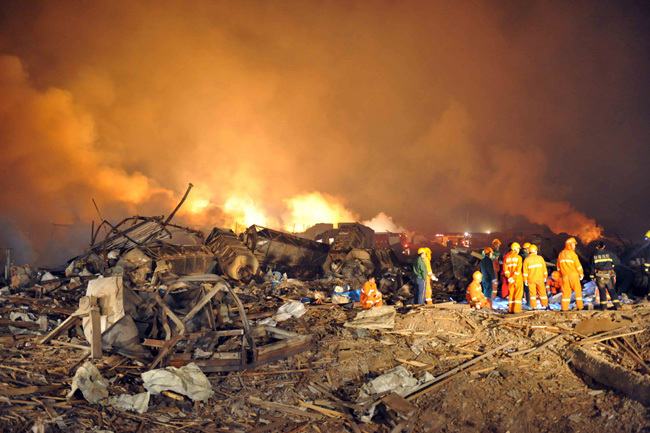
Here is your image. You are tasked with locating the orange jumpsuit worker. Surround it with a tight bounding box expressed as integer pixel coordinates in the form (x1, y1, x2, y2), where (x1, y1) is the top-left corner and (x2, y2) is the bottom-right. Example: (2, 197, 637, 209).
(504, 242, 524, 313)
(361, 276, 383, 309)
(522, 244, 548, 309)
(557, 237, 584, 311)
(466, 271, 491, 310)
(546, 271, 562, 295)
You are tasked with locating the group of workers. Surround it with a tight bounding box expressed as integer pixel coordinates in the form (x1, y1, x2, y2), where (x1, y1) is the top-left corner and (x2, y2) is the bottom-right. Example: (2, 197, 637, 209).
(360, 230, 650, 312)
(468, 237, 622, 313)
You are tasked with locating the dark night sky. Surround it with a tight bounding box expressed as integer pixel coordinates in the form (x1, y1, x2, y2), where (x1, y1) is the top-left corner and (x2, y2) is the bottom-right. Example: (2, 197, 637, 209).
(0, 0, 648, 264)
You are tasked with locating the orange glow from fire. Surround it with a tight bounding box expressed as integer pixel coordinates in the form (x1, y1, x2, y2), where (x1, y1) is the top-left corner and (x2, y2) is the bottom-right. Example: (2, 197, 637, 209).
(223, 196, 269, 232)
(283, 192, 358, 232)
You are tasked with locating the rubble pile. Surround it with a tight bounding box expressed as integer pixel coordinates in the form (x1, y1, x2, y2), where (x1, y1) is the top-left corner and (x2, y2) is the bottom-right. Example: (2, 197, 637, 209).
(0, 205, 649, 431)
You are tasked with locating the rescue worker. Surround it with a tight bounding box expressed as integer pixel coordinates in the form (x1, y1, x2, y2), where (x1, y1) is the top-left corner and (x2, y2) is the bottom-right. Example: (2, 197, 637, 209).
(590, 241, 620, 310)
(466, 271, 491, 310)
(480, 247, 497, 298)
(503, 242, 524, 313)
(546, 271, 562, 295)
(522, 244, 549, 309)
(521, 243, 531, 306)
(361, 276, 383, 309)
(412, 249, 428, 304)
(557, 237, 584, 311)
(423, 247, 437, 304)
(491, 239, 504, 298)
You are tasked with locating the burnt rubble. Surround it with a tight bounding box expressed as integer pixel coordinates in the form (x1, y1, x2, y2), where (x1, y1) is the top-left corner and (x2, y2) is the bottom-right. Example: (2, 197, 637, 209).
(0, 196, 649, 432)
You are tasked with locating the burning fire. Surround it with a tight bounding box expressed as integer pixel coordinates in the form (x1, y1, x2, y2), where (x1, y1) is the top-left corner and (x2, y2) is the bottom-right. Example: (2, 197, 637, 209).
(282, 192, 358, 232)
(223, 196, 269, 231)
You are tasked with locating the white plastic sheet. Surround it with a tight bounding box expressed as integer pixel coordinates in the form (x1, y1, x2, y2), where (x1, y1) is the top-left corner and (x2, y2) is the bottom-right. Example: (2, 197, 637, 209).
(142, 363, 214, 401)
(273, 301, 307, 322)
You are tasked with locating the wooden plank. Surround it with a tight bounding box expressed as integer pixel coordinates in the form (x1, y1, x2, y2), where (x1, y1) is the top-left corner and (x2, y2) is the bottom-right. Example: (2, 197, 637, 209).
(572, 329, 645, 346)
(247, 397, 323, 420)
(257, 336, 312, 356)
(89, 298, 102, 360)
(0, 385, 62, 396)
(39, 315, 81, 344)
(0, 320, 40, 329)
(408, 343, 509, 400)
(381, 393, 417, 418)
(297, 400, 344, 418)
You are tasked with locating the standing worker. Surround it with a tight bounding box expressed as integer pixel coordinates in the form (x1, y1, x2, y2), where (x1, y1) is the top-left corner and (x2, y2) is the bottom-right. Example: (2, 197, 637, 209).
(467, 271, 491, 310)
(480, 248, 497, 298)
(590, 241, 620, 310)
(491, 239, 504, 297)
(412, 249, 428, 304)
(423, 247, 437, 304)
(361, 276, 383, 309)
(503, 242, 524, 313)
(557, 237, 584, 311)
(521, 243, 531, 306)
(523, 244, 549, 309)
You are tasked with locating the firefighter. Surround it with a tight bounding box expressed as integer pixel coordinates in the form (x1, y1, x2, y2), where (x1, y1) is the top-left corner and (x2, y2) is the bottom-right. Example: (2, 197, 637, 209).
(523, 244, 548, 309)
(557, 237, 584, 311)
(412, 249, 428, 304)
(480, 247, 497, 298)
(590, 241, 620, 310)
(546, 271, 562, 295)
(504, 242, 524, 313)
(423, 247, 437, 304)
(521, 242, 531, 306)
(361, 276, 383, 309)
(466, 271, 491, 310)
(491, 239, 505, 297)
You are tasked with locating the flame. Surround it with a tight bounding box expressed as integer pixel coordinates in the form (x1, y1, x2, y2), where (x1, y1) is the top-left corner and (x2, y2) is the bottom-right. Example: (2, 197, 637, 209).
(283, 192, 358, 232)
(223, 196, 269, 231)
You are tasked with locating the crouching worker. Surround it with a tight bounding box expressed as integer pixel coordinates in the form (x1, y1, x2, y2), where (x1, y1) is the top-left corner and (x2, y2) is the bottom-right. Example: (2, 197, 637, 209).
(361, 276, 383, 309)
(467, 271, 492, 310)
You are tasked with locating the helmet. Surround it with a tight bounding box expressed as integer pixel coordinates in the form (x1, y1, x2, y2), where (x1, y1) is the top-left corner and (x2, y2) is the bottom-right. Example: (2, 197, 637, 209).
(552, 271, 560, 280)
(511, 242, 521, 251)
(483, 247, 493, 256)
(566, 237, 577, 246)
(492, 238, 501, 248)
(473, 271, 482, 281)
(424, 247, 431, 254)
(417, 247, 426, 255)
(645, 230, 650, 241)
(529, 244, 538, 254)
(522, 242, 531, 250)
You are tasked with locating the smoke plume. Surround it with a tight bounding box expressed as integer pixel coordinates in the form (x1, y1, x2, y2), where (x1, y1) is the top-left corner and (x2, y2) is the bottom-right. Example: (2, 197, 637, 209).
(1, 1, 647, 265)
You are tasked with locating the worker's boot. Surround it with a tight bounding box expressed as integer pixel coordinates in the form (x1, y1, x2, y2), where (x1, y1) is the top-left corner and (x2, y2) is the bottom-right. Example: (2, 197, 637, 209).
(611, 301, 620, 310)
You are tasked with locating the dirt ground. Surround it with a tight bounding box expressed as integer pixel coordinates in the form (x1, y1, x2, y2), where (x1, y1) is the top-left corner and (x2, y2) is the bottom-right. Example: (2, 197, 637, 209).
(0, 280, 649, 433)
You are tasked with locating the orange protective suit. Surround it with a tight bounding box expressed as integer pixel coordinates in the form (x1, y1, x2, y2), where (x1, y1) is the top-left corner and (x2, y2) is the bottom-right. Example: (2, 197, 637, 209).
(361, 280, 383, 310)
(466, 280, 491, 310)
(504, 250, 524, 313)
(424, 254, 434, 305)
(557, 249, 584, 310)
(523, 254, 549, 308)
(546, 275, 562, 295)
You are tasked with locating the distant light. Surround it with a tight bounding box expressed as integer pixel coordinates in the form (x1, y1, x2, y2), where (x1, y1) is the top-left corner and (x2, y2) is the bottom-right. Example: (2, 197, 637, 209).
(464, 232, 469, 236)
(487, 231, 491, 235)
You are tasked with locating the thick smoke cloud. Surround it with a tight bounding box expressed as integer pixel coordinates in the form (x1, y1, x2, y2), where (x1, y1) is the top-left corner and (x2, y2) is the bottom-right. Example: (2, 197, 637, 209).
(0, 1, 648, 265)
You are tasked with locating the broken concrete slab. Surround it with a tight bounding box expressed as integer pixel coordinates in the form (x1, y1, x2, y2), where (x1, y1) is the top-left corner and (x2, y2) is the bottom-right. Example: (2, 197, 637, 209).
(571, 347, 650, 405)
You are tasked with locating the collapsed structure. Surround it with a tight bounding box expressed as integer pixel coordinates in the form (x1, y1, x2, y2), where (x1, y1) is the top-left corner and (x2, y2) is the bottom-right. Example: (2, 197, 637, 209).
(0, 188, 649, 431)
